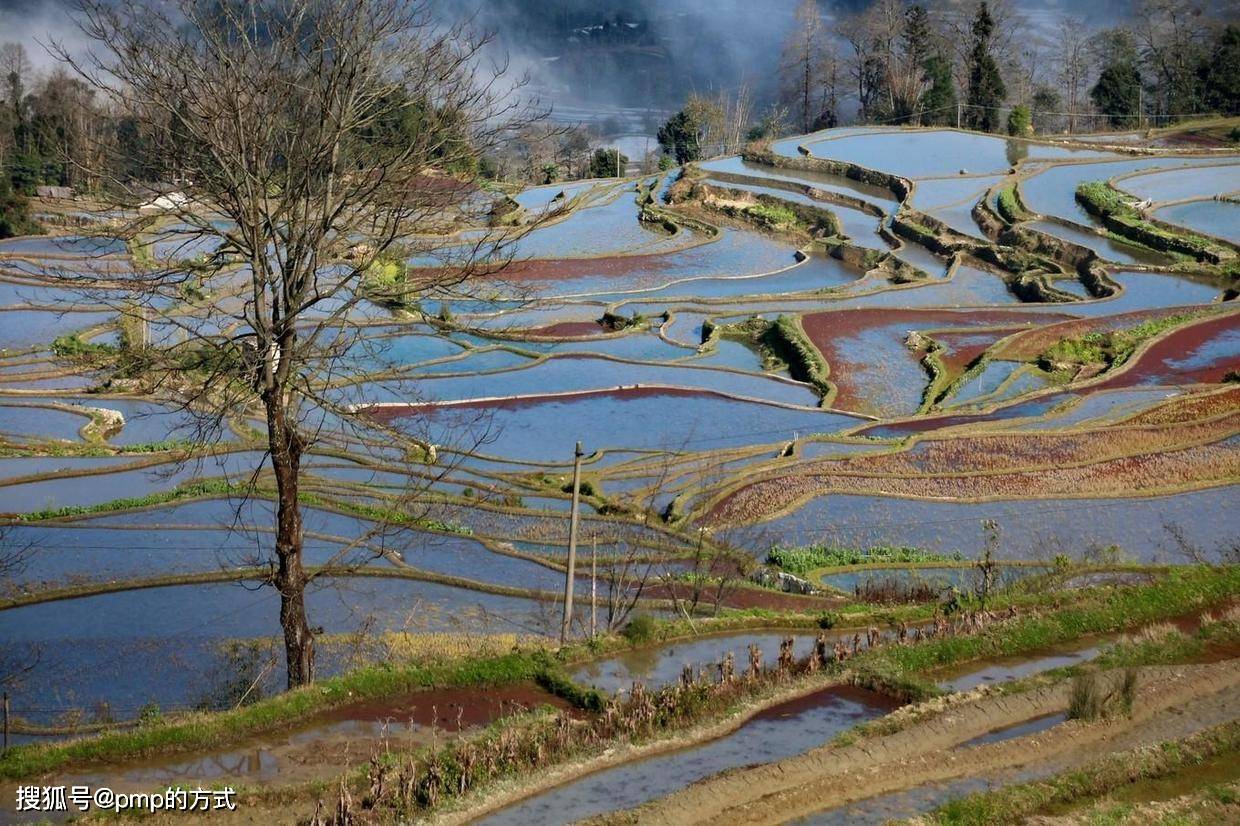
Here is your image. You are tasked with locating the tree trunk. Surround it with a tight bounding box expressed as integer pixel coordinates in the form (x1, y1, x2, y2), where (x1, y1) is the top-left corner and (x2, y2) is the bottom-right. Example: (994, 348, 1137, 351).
(266, 392, 314, 689)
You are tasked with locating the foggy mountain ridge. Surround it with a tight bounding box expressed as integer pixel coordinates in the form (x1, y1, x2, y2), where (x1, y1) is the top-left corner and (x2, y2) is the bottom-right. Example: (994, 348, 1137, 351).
(0, 0, 1191, 135)
(459, 0, 1143, 115)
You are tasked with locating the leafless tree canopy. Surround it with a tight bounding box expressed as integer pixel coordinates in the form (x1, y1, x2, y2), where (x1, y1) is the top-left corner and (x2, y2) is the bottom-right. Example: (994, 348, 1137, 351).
(45, 0, 547, 688)
(779, 0, 840, 133)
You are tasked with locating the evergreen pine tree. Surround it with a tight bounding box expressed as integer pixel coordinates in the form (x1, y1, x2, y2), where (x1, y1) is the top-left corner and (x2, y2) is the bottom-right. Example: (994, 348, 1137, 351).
(965, 2, 1006, 132)
(1199, 25, 1240, 116)
(894, 4, 933, 123)
(920, 53, 957, 126)
(1091, 61, 1142, 127)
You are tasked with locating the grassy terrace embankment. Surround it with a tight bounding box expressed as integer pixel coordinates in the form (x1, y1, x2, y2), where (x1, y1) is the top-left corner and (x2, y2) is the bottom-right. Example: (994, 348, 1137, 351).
(1076, 180, 1238, 267)
(843, 565, 1240, 699)
(914, 719, 1240, 825)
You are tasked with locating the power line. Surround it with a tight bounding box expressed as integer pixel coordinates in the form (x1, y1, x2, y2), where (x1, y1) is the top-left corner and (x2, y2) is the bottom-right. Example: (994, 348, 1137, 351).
(803, 101, 1227, 132)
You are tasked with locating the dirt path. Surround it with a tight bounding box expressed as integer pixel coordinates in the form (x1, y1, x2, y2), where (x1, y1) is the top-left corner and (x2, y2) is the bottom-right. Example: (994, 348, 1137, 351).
(624, 660, 1240, 826)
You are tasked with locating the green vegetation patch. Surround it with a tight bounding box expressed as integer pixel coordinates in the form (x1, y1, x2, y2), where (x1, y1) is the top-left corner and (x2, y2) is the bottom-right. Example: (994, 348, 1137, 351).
(0, 177, 43, 238)
(1076, 181, 1233, 264)
(1037, 310, 1209, 373)
(995, 186, 1028, 224)
(745, 201, 800, 228)
(849, 565, 1240, 704)
(51, 333, 119, 359)
(835, 611, 1218, 748)
(0, 648, 562, 780)
(767, 544, 960, 576)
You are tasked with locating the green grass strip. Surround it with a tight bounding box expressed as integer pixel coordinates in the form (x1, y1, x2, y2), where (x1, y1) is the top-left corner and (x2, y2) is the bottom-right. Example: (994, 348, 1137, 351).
(0, 648, 558, 780)
(847, 565, 1240, 700)
(921, 718, 1240, 825)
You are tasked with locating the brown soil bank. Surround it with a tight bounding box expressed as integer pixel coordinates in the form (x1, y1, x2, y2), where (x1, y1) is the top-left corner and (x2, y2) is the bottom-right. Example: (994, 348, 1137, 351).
(0, 684, 567, 803)
(524, 320, 607, 337)
(365, 386, 748, 421)
(617, 659, 1240, 826)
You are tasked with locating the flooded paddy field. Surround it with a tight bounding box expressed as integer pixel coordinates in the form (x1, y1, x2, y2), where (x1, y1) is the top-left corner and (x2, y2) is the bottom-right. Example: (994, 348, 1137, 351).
(716, 487, 1238, 561)
(802, 129, 1115, 178)
(0, 122, 1236, 821)
(0, 575, 585, 725)
(1152, 199, 1240, 244)
(478, 684, 896, 826)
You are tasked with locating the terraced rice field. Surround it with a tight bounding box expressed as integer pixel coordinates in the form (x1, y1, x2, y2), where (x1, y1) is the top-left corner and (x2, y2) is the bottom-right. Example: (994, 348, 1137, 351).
(2, 125, 1238, 731)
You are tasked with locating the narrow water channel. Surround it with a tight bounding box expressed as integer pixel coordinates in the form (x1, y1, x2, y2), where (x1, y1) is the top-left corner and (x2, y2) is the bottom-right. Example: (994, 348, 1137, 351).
(792, 774, 1004, 825)
(936, 638, 1106, 693)
(572, 631, 821, 694)
(559, 636, 1112, 824)
(956, 712, 1068, 749)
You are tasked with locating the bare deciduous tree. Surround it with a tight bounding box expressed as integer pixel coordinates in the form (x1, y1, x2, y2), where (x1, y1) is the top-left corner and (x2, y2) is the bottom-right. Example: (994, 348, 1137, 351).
(972, 519, 1000, 611)
(0, 526, 32, 584)
(780, 0, 840, 133)
(1055, 17, 1094, 133)
(53, 0, 545, 688)
(1136, 0, 1215, 118)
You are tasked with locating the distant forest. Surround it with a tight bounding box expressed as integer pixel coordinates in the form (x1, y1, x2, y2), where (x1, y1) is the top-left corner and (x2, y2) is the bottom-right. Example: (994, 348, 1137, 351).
(0, 0, 1237, 224)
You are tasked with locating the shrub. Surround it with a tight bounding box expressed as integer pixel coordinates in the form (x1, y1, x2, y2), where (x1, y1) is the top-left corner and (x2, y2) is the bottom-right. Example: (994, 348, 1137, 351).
(587, 148, 627, 179)
(560, 478, 597, 497)
(657, 110, 701, 164)
(1007, 105, 1032, 137)
(137, 701, 163, 726)
(995, 186, 1027, 223)
(51, 333, 117, 358)
(534, 667, 605, 712)
(0, 176, 42, 238)
(621, 613, 657, 645)
(746, 202, 799, 228)
(817, 613, 838, 630)
(1068, 670, 1103, 721)
(1118, 667, 1138, 715)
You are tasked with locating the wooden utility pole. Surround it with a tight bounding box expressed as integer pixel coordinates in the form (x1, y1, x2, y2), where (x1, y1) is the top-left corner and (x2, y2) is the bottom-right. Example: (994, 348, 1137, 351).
(591, 536, 598, 638)
(3, 692, 8, 752)
(561, 441, 585, 644)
